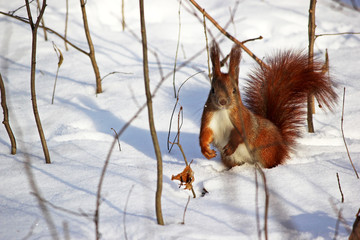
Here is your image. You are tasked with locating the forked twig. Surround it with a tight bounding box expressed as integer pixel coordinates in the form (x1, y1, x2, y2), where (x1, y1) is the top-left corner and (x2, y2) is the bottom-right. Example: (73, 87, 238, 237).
(111, 128, 121, 151)
(25, 0, 51, 163)
(167, 71, 202, 152)
(187, 0, 268, 69)
(169, 107, 196, 198)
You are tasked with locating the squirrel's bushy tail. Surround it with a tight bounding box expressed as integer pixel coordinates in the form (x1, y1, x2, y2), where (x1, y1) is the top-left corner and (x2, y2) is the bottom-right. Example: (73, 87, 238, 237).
(244, 50, 337, 148)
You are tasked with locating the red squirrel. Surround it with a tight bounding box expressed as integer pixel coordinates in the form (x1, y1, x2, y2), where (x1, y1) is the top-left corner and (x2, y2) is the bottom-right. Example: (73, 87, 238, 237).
(199, 42, 337, 168)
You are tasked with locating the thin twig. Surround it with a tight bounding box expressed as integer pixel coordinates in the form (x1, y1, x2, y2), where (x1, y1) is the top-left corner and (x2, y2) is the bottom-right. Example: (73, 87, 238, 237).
(203, 12, 211, 82)
(121, 0, 125, 31)
(315, 32, 360, 39)
(181, 196, 191, 224)
(101, 71, 132, 81)
(242, 36, 263, 44)
(0, 74, 17, 154)
(173, 0, 182, 98)
(111, 128, 121, 151)
(167, 71, 203, 152)
(64, 0, 69, 50)
(0, 11, 89, 58)
(51, 42, 63, 104)
(36, 0, 48, 41)
(8, 0, 35, 15)
(336, 173, 344, 203)
(341, 87, 359, 178)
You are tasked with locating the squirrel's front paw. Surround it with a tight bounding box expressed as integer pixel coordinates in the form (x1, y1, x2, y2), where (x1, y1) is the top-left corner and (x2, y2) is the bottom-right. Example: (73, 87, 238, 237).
(201, 147, 217, 159)
(223, 143, 236, 156)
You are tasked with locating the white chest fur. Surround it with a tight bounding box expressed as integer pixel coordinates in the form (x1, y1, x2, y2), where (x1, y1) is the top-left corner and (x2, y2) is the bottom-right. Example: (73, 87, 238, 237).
(208, 109, 233, 148)
(208, 109, 252, 165)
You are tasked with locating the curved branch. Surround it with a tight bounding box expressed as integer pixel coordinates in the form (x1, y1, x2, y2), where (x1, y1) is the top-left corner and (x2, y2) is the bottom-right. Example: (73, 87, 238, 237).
(0, 74, 16, 154)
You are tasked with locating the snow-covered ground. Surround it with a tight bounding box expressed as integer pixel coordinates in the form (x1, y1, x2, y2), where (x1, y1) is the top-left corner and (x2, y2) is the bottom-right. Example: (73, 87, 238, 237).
(0, 0, 359, 239)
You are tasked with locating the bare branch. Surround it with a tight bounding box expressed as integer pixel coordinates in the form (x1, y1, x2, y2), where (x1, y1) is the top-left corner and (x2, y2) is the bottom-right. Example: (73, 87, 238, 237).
(307, 0, 316, 133)
(139, 0, 164, 225)
(0, 74, 16, 154)
(25, 0, 51, 163)
(203, 12, 211, 82)
(79, 0, 102, 94)
(336, 173, 344, 203)
(181, 196, 191, 224)
(36, 0, 48, 41)
(340, 87, 359, 178)
(64, 0, 69, 50)
(173, 0, 183, 98)
(0, 11, 88, 58)
(187, 0, 268, 69)
(315, 32, 360, 39)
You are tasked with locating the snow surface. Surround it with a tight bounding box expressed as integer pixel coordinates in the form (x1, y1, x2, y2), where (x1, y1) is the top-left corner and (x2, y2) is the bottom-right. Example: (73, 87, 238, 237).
(0, 0, 359, 239)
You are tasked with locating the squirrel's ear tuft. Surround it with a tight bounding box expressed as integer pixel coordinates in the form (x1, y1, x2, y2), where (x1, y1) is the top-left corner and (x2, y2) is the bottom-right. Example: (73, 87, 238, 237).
(210, 41, 221, 78)
(229, 44, 241, 84)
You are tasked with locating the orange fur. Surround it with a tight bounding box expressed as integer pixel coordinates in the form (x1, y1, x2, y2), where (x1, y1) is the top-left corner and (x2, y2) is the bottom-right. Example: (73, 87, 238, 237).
(199, 43, 337, 168)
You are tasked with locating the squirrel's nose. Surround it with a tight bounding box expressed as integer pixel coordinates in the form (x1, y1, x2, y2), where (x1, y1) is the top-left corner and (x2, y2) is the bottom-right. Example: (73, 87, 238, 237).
(219, 99, 228, 106)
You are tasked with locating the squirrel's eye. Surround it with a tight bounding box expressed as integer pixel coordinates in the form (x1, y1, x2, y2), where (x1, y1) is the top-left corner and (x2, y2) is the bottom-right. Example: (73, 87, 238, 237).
(232, 88, 236, 94)
(211, 87, 215, 94)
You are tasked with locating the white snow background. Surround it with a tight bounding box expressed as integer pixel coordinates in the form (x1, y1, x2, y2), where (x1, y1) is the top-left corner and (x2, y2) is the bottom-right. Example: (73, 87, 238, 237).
(0, 0, 359, 239)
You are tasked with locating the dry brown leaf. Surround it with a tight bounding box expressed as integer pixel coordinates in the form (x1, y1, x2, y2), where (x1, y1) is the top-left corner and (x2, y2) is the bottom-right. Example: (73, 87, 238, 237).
(171, 163, 194, 190)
